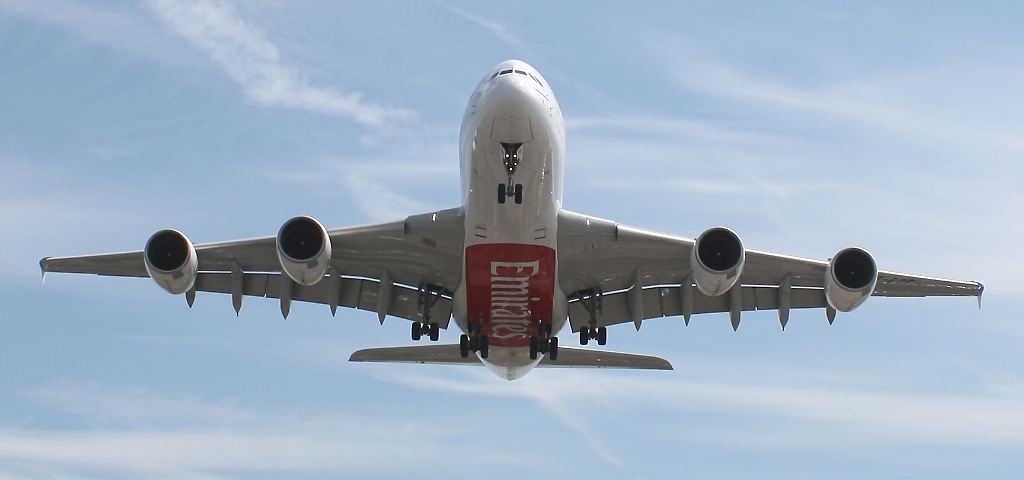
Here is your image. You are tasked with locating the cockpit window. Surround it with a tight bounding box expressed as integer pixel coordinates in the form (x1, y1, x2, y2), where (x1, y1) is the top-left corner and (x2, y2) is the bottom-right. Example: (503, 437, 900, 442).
(490, 68, 543, 87)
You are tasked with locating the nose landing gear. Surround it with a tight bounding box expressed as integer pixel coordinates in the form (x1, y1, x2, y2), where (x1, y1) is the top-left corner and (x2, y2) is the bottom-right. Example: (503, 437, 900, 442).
(497, 182, 523, 204)
(497, 142, 524, 205)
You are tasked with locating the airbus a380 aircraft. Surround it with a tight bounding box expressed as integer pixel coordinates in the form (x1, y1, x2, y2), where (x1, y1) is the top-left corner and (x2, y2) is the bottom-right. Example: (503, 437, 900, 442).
(41, 60, 983, 380)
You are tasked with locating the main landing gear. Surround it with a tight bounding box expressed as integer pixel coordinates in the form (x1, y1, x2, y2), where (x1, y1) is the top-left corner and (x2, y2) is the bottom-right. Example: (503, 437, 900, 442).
(528, 324, 559, 361)
(412, 283, 445, 342)
(460, 323, 489, 359)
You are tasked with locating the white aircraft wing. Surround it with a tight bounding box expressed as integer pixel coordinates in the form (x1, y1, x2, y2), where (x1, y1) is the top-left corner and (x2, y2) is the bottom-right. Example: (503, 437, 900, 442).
(40, 208, 466, 326)
(556, 209, 983, 331)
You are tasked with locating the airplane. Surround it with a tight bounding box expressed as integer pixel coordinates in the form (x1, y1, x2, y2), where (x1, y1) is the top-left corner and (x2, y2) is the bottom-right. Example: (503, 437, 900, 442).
(40, 60, 984, 380)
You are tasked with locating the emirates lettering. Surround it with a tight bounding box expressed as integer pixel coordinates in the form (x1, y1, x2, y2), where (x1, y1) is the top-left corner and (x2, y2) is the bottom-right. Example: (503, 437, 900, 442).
(489, 261, 540, 338)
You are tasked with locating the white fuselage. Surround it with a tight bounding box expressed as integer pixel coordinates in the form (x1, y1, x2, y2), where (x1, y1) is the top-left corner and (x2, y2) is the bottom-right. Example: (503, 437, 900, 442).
(451, 60, 567, 380)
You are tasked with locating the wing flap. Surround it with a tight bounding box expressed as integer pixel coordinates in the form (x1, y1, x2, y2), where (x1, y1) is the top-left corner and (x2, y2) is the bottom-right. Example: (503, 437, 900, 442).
(194, 272, 452, 327)
(567, 285, 826, 331)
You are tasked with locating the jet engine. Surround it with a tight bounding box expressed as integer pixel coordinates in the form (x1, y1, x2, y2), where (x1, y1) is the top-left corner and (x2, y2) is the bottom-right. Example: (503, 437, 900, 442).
(277, 216, 332, 285)
(691, 227, 745, 296)
(824, 247, 878, 312)
(144, 229, 198, 295)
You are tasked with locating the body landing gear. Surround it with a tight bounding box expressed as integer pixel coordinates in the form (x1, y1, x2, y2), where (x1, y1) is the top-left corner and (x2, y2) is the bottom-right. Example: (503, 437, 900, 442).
(460, 323, 489, 359)
(528, 324, 558, 361)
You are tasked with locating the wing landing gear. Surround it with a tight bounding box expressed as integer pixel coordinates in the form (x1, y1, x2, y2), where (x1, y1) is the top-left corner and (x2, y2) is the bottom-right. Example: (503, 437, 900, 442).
(575, 288, 607, 345)
(412, 283, 447, 342)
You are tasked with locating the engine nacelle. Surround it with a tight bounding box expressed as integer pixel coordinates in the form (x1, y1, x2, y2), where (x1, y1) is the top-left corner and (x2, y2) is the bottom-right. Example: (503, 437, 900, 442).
(824, 247, 878, 312)
(691, 227, 745, 296)
(144, 229, 198, 295)
(277, 216, 332, 285)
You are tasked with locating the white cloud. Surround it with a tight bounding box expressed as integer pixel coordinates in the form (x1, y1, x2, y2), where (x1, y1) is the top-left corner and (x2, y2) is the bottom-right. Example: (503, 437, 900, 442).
(143, 0, 412, 126)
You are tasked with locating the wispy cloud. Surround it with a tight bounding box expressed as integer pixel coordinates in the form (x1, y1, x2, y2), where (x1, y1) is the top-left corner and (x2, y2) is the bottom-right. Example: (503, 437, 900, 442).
(252, 152, 460, 223)
(439, 2, 531, 56)
(143, 0, 412, 126)
(1, 383, 511, 478)
(388, 363, 1024, 452)
(28, 383, 258, 428)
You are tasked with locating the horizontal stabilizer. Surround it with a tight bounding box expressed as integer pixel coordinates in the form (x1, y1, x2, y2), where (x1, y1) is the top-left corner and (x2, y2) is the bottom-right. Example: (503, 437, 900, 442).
(349, 344, 673, 370)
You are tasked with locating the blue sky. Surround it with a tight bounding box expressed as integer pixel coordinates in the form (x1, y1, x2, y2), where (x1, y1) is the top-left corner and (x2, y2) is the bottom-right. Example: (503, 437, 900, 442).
(1, 1, 1022, 478)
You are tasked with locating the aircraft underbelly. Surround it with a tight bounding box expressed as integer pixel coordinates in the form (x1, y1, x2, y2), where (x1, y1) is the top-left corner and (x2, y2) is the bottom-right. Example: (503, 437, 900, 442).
(453, 63, 567, 374)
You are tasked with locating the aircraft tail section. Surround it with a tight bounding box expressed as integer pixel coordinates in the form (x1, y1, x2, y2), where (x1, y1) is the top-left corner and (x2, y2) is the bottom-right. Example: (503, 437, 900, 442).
(349, 344, 673, 370)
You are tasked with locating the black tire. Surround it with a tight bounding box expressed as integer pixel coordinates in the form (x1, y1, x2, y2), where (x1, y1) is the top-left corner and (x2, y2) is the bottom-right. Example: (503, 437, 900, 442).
(529, 336, 538, 360)
(597, 326, 607, 346)
(514, 183, 523, 204)
(479, 335, 489, 359)
(579, 327, 589, 345)
(549, 336, 559, 361)
(429, 323, 439, 341)
(498, 183, 506, 204)
(459, 334, 469, 358)
(411, 322, 422, 341)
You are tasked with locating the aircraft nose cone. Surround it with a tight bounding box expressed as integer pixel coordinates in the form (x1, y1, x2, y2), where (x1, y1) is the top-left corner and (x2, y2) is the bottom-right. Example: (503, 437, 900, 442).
(482, 77, 546, 117)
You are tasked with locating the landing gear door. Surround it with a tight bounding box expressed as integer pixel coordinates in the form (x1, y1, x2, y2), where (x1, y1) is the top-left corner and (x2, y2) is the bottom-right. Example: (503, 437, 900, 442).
(490, 115, 533, 144)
